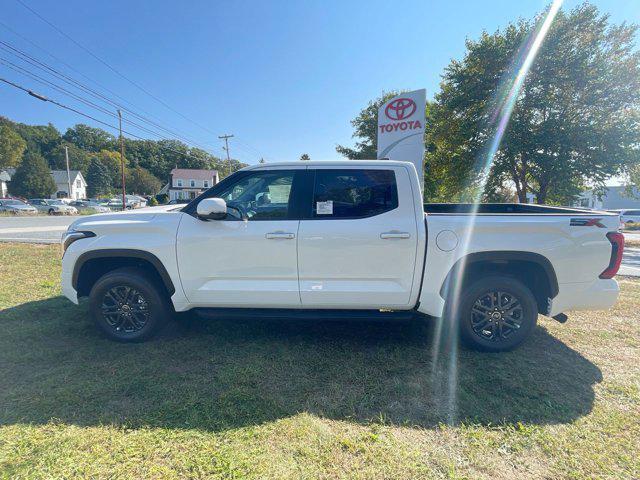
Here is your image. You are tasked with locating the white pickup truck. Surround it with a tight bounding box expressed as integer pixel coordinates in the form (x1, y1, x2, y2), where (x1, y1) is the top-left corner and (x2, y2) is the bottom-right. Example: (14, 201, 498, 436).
(61, 160, 623, 351)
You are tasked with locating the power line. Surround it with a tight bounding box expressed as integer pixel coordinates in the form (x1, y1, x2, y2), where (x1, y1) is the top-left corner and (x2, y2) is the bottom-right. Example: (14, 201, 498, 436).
(14, 0, 225, 138)
(0, 39, 223, 155)
(0, 75, 221, 163)
(0, 57, 204, 146)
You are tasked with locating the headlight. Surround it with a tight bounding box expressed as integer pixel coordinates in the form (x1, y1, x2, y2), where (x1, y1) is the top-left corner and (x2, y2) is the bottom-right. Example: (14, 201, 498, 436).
(61, 229, 95, 256)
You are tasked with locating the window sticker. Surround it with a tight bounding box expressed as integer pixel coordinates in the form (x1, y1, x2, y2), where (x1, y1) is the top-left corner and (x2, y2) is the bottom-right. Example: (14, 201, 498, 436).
(316, 200, 333, 215)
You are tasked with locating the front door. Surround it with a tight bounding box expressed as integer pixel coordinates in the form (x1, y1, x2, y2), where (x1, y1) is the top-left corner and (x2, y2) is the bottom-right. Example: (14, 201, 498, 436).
(297, 166, 419, 308)
(177, 169, 303, 307)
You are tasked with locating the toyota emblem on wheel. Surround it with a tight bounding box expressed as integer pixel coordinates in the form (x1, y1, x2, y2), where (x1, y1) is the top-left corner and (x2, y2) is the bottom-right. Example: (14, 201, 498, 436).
(385, 98, 417, 120)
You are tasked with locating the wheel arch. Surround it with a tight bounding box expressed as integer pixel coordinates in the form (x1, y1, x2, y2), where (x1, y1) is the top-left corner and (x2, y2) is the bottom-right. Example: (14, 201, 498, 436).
(73, 249, 175, 299)
(439, 251, 559, 315)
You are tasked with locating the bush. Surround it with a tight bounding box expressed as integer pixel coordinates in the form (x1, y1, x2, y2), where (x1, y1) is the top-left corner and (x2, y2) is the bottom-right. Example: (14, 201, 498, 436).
(148, 197, 158, 206)
(155, 193, 168, 204)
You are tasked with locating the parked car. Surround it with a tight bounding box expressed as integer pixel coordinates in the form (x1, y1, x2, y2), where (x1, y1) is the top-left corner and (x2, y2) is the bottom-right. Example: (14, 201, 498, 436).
(608, 209, 640, 224)
(107, 197, 143, 210)
(127, 195, 148, 208)
(0, 198, 37, 215)
(61, 160, 623, 351)
(167, 199, 190, 205)
(28, 199, 78, 215)
(69, 200, 111, 214)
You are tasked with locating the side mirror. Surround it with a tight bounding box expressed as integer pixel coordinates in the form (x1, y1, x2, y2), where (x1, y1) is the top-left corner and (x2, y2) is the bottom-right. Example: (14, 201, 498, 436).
(196, 198, 227, 220)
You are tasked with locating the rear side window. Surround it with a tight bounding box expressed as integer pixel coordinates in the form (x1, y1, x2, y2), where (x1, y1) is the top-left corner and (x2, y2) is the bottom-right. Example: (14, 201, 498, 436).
(311, 169, 398, 219)
(624, 210, 640, 215)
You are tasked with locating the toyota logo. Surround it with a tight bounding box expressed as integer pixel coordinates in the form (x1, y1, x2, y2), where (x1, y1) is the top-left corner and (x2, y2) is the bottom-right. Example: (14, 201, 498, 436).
(385, 98, 416, 120)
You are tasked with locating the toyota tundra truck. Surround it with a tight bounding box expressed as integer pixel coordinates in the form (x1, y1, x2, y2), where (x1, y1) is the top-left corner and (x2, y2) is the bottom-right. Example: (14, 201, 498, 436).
(60, 160, 623, 351)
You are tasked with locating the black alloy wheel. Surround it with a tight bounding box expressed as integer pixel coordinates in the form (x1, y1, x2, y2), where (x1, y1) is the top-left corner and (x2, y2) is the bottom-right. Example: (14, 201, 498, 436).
(101, 286, 150, 334)
(457, 275, 538, 352)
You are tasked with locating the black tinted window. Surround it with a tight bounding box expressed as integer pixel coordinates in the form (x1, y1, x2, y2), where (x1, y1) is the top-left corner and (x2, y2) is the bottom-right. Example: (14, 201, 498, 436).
(624, 210, 640, 215)
(311, 169, 398, 219)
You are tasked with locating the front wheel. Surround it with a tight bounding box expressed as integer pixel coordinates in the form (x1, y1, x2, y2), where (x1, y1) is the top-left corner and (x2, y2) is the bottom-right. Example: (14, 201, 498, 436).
(89, 267, 170, 342)
(456, 275, 538, 352)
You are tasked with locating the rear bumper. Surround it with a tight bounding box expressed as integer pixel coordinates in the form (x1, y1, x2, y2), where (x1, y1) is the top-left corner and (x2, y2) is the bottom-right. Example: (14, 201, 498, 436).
(549, 278, 619, 316)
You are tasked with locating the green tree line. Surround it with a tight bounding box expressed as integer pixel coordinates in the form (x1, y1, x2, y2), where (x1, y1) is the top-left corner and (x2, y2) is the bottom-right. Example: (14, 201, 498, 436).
(0, 118, 246, 198)
(338, 3, 640, 205)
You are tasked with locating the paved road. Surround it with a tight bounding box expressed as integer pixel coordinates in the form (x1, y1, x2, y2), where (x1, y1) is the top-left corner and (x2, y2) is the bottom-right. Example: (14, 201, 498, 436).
(0, 215, 76, 243)
(2, 216, 640, 277)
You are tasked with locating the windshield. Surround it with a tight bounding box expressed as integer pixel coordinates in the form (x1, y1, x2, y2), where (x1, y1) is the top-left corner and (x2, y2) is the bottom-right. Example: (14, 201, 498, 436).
(3, 200, 24, 206)
(49, 200, 65, 205)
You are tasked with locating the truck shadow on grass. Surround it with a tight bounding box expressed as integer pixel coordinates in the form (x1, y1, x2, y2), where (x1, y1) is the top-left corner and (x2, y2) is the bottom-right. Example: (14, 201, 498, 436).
(0, 297, 602, 432)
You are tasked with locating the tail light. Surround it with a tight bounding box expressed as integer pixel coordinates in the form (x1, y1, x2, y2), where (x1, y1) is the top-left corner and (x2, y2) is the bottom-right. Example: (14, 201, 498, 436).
(599, 232, 624, 279)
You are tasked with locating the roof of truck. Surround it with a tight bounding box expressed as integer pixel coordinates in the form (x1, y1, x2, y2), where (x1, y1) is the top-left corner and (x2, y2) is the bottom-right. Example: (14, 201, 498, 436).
(242, 159, 413, 171)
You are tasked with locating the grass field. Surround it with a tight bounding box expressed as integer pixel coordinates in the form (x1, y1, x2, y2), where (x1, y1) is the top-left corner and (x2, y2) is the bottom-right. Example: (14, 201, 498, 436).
(0, 243, 639, 479)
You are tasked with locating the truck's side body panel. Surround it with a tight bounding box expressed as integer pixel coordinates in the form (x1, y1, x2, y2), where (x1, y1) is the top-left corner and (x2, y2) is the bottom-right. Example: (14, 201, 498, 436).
(297, 164, 426, 309)
(417, 213, 620, 317)
(61, 208, 190, 310)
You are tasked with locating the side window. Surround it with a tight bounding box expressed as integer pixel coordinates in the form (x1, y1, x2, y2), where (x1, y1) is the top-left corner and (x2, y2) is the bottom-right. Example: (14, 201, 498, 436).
(311, 169, 398, 219)
(215, 170, 295, 220)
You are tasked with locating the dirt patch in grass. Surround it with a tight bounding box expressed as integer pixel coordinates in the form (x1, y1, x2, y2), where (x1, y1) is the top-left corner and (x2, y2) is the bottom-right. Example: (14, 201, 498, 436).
(0, 243, 638, 479)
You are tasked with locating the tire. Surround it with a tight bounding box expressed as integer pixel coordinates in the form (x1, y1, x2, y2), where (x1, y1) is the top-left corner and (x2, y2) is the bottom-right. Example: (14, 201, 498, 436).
(455, 275, 538, 352)
(88, 267, 171, 342)
(48, 208, 55, 215)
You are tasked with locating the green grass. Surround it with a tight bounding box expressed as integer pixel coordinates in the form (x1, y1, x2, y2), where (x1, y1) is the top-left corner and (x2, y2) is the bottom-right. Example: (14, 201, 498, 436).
(0, 243, 639, 479)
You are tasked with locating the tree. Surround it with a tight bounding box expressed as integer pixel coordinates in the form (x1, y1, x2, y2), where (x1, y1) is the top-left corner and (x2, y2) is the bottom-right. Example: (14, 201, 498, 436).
(299, 153, 311, 161)
(0, 125, 26, 169)
(427, 3, 640, 204)
(63, 124, 115, 152)
(126, 166, 162, 195)
(336, 92, 399, 160)
(9, 150, 56, 198)
(86, 158, 112, 198)
(91, 150, 128, 188)
(47, 143, 91, 175)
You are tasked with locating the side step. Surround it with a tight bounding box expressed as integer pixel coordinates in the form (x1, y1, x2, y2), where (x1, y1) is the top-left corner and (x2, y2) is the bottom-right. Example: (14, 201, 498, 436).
(195, 308, 418, 322)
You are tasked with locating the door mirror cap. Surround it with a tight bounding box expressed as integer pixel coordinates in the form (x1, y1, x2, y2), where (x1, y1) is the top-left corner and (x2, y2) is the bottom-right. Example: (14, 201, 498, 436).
(196, 198, 227, 220)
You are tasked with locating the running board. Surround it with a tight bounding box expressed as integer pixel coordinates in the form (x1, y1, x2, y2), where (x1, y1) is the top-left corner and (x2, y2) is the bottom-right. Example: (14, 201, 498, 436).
(194, 308, 418, 322)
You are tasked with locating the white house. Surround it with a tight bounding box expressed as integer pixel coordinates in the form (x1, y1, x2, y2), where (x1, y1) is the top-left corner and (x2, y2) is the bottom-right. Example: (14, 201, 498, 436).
(575, 185, 640, 210)
(50, 170, 87, 200)
(160, 168, 219, 201)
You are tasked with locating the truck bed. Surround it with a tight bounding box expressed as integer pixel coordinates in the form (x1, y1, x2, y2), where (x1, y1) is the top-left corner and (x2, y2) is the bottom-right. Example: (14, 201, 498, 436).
(424, 203, 614, 215)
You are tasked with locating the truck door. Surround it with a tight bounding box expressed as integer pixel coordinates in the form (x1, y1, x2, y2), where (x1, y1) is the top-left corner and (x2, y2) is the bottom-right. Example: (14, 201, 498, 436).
(176, 168, 304, 307)
(297, 166, 419, 308)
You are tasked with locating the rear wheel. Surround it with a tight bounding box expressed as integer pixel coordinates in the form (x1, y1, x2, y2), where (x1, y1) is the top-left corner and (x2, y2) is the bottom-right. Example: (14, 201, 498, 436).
(89, 267, 170, 342)
(48, 208, 55, 215)
(456, 275, 538, 352)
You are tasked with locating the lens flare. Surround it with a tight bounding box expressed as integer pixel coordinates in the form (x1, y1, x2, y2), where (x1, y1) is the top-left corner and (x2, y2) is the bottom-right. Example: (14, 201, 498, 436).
(431, 0, 564, 424)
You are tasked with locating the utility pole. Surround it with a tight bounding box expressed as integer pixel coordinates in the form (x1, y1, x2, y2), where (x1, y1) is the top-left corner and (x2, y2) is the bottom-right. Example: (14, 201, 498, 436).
(218, 134, 234, 177)
(117, 109, 126, 211)
(64, 145, 72, 199)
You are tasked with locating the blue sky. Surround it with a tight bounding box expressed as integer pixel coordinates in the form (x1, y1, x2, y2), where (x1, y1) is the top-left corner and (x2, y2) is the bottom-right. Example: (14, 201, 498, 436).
(1, 0, 638, 164)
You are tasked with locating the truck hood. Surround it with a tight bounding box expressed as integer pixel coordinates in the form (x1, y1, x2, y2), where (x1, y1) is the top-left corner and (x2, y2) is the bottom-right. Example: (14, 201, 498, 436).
(67, 205, 184, 232)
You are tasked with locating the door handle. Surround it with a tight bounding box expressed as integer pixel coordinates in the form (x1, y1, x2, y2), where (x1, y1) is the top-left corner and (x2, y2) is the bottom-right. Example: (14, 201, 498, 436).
(265, 231, 295, 240)
(380, 231, 411, 239)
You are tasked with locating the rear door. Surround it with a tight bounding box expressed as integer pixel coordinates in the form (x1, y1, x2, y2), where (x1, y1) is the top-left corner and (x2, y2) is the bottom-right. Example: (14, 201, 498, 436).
(297, 166, 419, 308)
